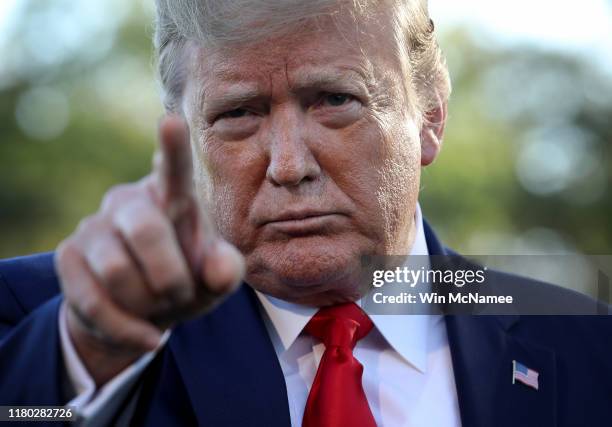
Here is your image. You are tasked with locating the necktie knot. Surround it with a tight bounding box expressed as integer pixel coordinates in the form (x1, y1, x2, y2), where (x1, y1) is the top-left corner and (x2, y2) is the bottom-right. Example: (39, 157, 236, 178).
(305, 303, 373, 349)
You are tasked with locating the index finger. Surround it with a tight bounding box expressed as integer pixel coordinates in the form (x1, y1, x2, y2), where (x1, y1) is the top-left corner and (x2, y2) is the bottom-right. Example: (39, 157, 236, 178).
(156, 115, 194, 216)
(154, 115, 217, 265)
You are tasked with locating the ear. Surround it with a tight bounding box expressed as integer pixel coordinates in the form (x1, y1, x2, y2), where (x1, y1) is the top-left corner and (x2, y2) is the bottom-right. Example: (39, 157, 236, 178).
(420, 92, 447, 166)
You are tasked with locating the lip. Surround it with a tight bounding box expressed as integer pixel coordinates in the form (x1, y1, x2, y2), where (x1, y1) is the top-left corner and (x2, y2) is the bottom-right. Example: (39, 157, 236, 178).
(264, 209, 338, 223)
(262, 211, 345, 235)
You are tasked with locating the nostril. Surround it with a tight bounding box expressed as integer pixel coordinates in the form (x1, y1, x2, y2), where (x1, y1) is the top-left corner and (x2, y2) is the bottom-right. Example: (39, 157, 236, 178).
(266, 134, 322, 187)
(267, 156, 315, 187)
(267, 169, 306, 187)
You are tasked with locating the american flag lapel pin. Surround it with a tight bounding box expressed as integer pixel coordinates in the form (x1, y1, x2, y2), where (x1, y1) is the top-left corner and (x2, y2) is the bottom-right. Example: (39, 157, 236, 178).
(512, 360, 539, 390)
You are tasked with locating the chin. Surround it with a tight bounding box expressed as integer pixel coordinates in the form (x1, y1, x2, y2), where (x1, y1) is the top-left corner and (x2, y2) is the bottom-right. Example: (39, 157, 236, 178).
(245, 234, 368, 303)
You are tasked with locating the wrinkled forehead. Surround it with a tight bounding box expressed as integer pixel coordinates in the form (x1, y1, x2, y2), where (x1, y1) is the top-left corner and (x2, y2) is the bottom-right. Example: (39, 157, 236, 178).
(184, 9, 404, 107)
(199, 38, 373, 87)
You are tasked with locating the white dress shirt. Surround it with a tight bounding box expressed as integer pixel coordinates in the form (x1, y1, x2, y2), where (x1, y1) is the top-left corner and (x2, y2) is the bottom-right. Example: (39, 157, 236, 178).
(59, 204, 462, 426)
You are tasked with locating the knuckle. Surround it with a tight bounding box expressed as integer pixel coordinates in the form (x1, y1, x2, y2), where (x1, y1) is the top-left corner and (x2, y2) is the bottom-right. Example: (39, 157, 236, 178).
(157, 274, 191, 299)
(76, 214, 103, 235)
(56, 239, 78, 264)
(99, 254, 132, 285)
(150, 264, 192, 302)
(102, 183, 139, 211)
(127, 216, 166, 247)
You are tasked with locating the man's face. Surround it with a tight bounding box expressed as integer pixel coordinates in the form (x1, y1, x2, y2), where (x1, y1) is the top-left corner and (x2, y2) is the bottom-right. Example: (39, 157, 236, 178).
(183, 9, 424, 305)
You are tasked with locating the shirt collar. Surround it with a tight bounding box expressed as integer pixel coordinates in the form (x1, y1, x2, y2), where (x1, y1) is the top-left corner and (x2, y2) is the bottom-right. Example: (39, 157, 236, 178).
(255, 203, 437, 373)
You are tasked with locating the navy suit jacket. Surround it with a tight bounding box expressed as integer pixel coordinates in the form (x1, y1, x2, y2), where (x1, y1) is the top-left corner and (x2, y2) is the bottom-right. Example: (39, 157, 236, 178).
(1, 222, 611, 426)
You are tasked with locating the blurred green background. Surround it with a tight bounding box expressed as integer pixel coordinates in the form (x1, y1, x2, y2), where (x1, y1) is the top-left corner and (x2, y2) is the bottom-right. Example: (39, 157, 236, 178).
(1, 0, 611, 259)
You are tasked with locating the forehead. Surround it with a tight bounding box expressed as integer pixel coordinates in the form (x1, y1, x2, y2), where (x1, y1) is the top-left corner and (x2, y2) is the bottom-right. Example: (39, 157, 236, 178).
(187, 10, 402, 100)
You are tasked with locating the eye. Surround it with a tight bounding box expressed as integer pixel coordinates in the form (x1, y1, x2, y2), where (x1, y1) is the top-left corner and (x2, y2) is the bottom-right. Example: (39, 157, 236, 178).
(320, 93, 355, 107)
(217, 108, 252, 120)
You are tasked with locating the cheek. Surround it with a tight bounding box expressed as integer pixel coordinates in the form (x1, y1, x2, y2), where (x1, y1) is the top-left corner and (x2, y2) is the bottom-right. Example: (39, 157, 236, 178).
(376, 119, 421, 242)
(317, 119, 386, 208)
(318, 115, 420, 233)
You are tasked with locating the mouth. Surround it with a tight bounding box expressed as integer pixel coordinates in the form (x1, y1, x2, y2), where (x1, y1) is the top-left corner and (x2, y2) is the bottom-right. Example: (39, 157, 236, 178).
(262, 211, 346, 236)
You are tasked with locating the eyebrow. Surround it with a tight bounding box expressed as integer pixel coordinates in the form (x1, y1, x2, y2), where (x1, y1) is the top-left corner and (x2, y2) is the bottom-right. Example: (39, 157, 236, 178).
(288, 67, 372, 94)
(200, 83, 262, 116)
(199, 65, 374, 116)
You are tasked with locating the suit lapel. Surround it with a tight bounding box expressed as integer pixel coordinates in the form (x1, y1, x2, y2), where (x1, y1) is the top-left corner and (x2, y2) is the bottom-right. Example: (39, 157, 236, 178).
(445, 316, 557, 427)
(424, 220, 557, 426)
(168, 286, 291, 427)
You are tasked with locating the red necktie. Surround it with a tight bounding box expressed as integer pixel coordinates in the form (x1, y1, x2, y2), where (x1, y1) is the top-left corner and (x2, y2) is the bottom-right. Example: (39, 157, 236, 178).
(302, 303, 377, 427)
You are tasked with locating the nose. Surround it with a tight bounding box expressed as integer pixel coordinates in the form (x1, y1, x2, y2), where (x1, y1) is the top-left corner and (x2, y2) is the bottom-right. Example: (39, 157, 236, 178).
(266, 106, 321, 187)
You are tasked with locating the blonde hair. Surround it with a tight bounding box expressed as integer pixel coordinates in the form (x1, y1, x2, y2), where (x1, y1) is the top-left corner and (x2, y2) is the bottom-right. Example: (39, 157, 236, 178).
(154, 0, 450, 115)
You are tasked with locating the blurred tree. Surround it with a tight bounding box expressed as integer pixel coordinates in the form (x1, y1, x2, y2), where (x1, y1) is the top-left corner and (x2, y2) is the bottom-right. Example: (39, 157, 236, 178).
(0, 4, 610, 259)
(421, 30, 612, 255)
(0, 0, 162, 257)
